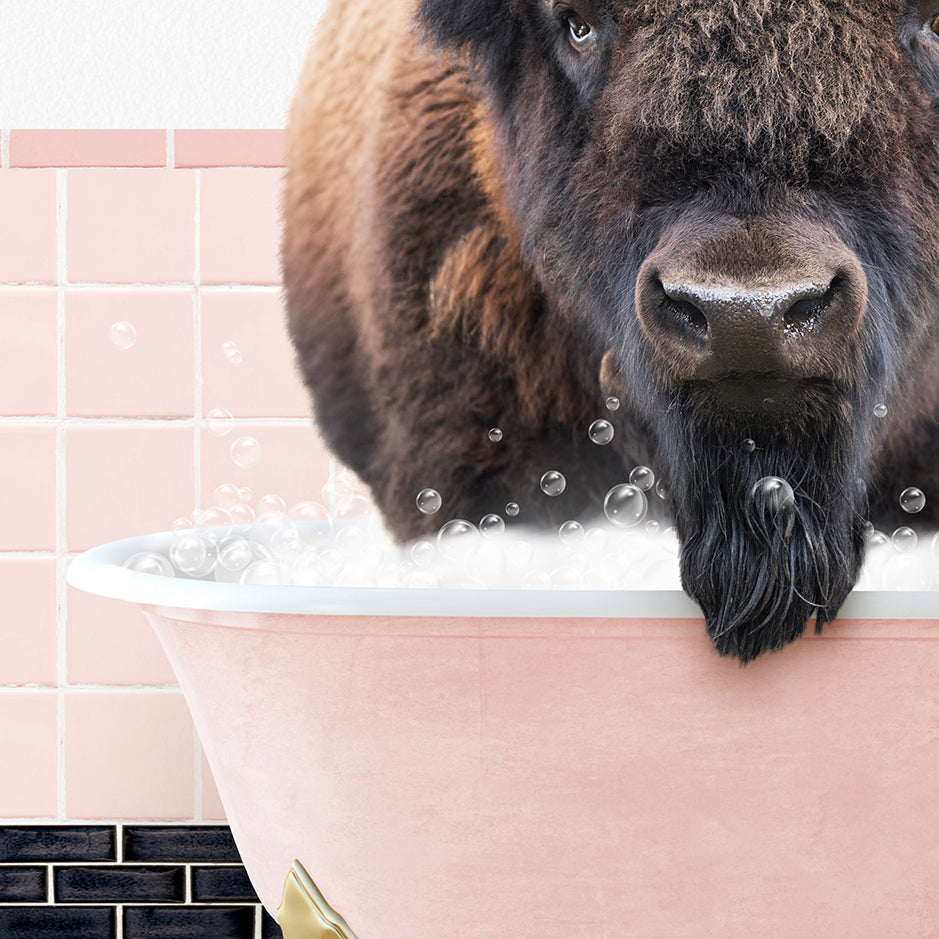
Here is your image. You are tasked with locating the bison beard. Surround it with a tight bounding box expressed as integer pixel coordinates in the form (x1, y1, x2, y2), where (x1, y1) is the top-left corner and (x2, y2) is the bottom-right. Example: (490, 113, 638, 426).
(661, 394, 868, 662)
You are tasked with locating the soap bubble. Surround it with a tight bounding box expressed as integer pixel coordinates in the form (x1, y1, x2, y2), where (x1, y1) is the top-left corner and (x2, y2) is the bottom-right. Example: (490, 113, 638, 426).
(334, 525, 365, 554)
(603, 484, 648, 528)
(588, 420, 614, 445)
(488, 427, 503, 442)
(237, 486, 253, 503)
(230, 503, 255, 525)
(742, 438, 756, 453)
(436, 519, 480, 563)
(257, 493, 287, 519)
(230, 436, 262, 469)
(410, 540, 436, 567)
(108, 321, 136, 350)
(314, 547, 345, 580)
(505, 502, 520, 517)
(549, 566, 582, 589)
(750, 476, 795, 515)
(213, 483, 240, 510)
(866, 529, 889, 548)
(892, 527, 918, 553)
(287, 501, 330, 526)
(124, 551, 174, 577)
(169, 532, 218, 576)
(479, 514, 505, 538)
(194, 506, 233, 537)
(645, 520, 660, 535)
(899, 487, 926, 514)
(221, 341, 243, 365)
(605, 396, 620, 411)
(540, 471, 566, 497)
(874, 403, 887, 418)
(218, 535, 253, 569)
(336, 494, 373, 519)
(628, 466, 655, 492)
(654, 480, 667, 500)
(322, 471, 356, 508)
(522, 569, 552, 589)
(270, 525, 304, 560)
(240, 559, 285, 585)
(405, 570, 438, 589)
(207, 408, 234, 437)
(171, 516, 194, 532)
(584, 527, 609, 554)
(416, 488, 442, 514)
(558, 520, 585, 546)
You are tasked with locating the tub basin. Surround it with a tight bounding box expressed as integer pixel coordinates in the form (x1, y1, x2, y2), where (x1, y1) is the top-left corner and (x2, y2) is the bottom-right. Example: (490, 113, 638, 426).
(68, 527, 939, 938)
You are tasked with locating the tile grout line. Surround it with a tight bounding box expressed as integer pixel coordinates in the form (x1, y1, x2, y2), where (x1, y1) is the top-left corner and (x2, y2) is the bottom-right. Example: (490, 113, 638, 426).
(0, 281, 281, 291)
(116, 821, 125, 938)
(55, 167, 68, 821)
(193, 166, 204, 823)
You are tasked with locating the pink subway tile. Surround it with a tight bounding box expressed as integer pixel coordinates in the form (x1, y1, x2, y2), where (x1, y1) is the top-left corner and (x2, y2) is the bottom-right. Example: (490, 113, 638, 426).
(201, 291, 310, 418)
(65, 290, 194, 417)
(0, 171, 57, 283)
(65, 691, 194, 818)
(67, 169, 196, 284)
(66, 578, 176, 685)
(0, 288, 58, 415)
(11, 130, 167, 168)
(0, 426, 56, 551)
(200, 423, 331, 513)
(199, 168, 282, 284)
(201, 750, 227, 821)
(0, 559, 57, 686)
(66, 424, 194, 550)
(0, 691, 58, 816)
(174, 130, 286, 168)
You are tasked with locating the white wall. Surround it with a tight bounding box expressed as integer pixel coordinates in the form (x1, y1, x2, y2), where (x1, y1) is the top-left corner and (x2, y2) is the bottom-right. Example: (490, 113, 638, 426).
(0, 0, 326, 128)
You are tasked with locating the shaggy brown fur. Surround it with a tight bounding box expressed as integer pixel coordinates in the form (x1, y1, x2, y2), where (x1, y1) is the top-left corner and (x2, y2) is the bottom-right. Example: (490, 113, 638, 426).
(283, 0, 939, 659)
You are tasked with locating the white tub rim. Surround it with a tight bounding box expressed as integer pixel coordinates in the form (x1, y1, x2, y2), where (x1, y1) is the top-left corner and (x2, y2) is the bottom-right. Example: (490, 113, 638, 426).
(66, 525, 939, 621)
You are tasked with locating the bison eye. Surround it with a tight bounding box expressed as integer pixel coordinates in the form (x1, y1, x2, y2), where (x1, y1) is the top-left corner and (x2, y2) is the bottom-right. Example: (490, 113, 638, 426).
(564, 11, 594, 46)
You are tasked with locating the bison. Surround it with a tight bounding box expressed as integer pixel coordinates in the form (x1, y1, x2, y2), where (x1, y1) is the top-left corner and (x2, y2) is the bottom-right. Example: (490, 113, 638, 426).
(282, 0, 939, 661)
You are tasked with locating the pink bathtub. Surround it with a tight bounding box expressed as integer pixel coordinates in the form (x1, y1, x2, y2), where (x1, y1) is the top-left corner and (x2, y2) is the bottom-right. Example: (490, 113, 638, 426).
(68, 527, 939, 937)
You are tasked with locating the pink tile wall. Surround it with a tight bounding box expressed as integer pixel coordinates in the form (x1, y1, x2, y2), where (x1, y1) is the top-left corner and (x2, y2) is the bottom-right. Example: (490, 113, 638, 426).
(0, 130, 333, 823)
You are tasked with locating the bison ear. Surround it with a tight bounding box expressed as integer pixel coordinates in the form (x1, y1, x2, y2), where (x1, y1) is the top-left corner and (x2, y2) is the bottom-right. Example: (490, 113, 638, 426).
(416, 0, 511, 52)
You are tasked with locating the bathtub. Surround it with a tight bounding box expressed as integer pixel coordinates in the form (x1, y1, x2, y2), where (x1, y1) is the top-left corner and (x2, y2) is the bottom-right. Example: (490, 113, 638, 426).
(68, 525, 939, 938)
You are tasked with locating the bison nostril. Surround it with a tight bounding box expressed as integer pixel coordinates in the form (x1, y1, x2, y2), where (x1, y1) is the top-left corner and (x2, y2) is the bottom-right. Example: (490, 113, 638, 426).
(655, 279, 709, 338)
(783, 276, 841, 330)
(668, 297, 708, 334)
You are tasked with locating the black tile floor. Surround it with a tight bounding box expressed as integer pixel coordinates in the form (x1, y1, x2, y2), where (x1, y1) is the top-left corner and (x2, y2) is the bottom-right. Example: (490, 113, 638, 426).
(0, 824, 283, 938)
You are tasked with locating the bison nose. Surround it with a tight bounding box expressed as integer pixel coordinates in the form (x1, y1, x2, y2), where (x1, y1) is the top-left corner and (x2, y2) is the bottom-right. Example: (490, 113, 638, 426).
(656, 276, 842, 374)
(634, 219, 867, 385)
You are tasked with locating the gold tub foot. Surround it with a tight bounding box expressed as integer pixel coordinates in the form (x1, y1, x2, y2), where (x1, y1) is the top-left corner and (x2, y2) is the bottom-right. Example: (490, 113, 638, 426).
(277, 860, 360, 939)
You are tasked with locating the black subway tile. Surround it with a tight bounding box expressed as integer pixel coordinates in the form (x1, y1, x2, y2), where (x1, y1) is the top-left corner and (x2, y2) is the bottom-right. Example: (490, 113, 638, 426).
(190, 865, 259, 902)
(123, 905, 255, 939)
(0, 826, 115, 862)
(0, 866, 47, 902)
(261, 907, 285, 938)
(55, 865, 185, 903)
(0, 906, 114, 938)
(123, 826, 240, 862)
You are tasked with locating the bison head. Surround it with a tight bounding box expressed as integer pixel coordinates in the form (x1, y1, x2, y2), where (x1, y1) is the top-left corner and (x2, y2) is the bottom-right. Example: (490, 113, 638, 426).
(418, 0, 939, 659)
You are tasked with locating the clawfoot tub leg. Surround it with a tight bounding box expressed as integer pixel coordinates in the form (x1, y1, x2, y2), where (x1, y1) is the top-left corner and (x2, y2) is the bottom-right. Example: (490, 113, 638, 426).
(277, 860, 360, 939)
